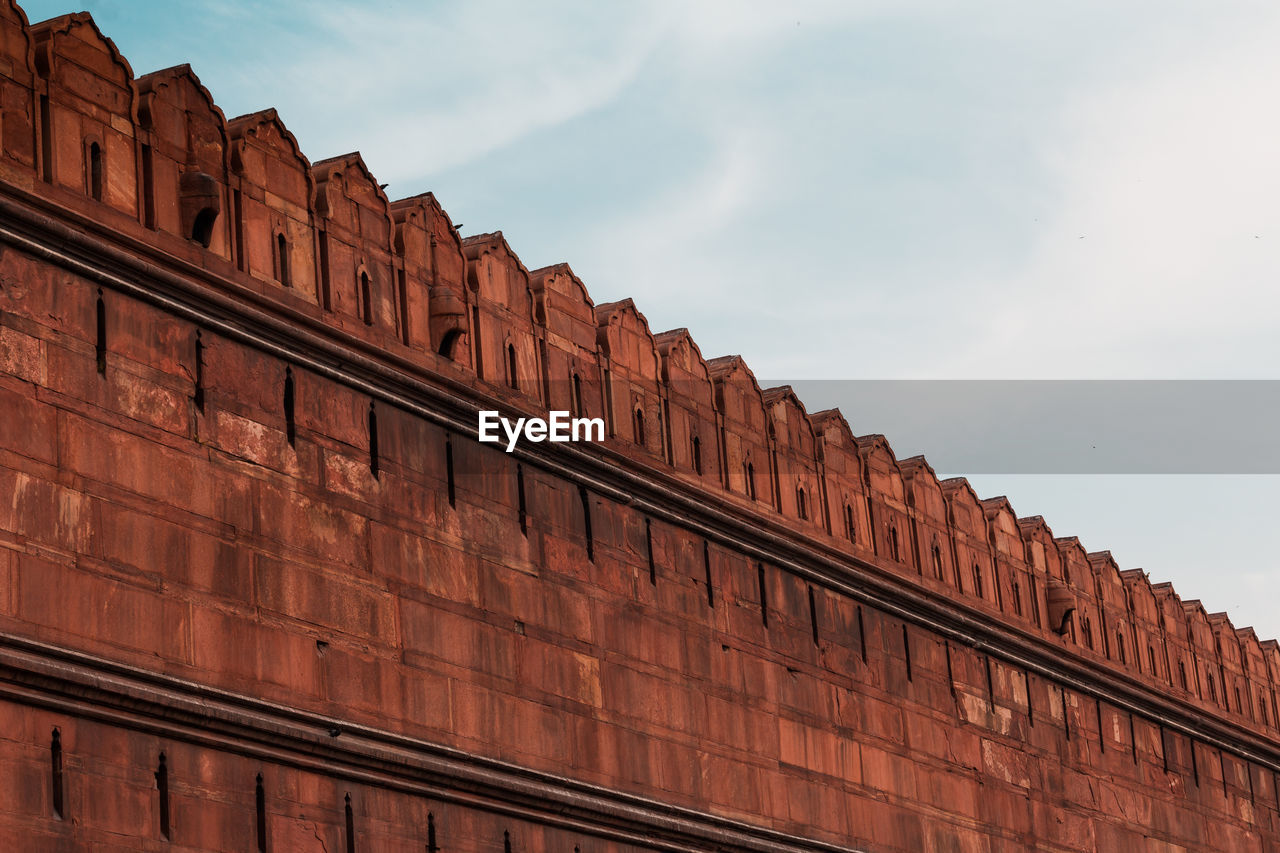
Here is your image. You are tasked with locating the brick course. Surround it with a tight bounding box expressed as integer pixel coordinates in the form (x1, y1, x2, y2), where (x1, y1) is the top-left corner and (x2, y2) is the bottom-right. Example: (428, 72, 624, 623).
(1, 2, 1279, 850)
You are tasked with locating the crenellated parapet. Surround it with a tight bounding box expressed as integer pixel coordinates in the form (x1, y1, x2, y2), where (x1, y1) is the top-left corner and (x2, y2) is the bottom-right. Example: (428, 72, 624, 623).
(654, 327, 717, 483)
(708, 354, 770, 504)
(597, 298, 662, 455)
(465, 231, 541, 404)
(762, 386, 825, 535)
(30, 12, 137, 215)
(227, 108, 315, 295)
(0, 0, 37, 184)
(532, 263, 598, 422)
(391, 191, 468, 363)
(1, 2, 1278, 795)
(136, 64, 229, 254)
(313, 152, 396, 334)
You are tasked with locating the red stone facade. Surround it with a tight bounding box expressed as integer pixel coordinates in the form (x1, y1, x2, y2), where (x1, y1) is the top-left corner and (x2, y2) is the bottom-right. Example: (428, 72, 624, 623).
(1, 3, 1278, 850)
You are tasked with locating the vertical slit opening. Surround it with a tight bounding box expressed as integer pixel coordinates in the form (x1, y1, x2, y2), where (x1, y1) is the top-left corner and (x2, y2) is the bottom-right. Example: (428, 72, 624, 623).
(504, 830, 512, 853)
(51, 727, 64, 820)
(88, 141, 103, 201)
(360, 272, 373, 326)
(427, 812, 438, 852)
(945, 642, 956, 698)
(233, 189, 245, 271)
(318, 230, 331, 310)
(141, 144, 156, 229)
(95, 290, 107, 375)
(985, 656, 995, 710)
(39, 94, 53, 183)
(344, 793, 355, 853)
(275, 233, 290, 287)
(770, 447, 782, 510)
(757, 563, 768, 628)
(155, 752, 170, 840)
(506, 343, 518, 389)
(368, 404, 380, 478)
(1130, 713, 1139, 764)
(702, 541, 714, 608)
(1096, 699, 1106, 753)
(1030, 576, 1042, 628)
(808, 586, 820, 647)
(516, 463, 527, 535)
(579, 486, 594, 562)
(857, 605, 867, 662)
(902, 624, 912, 681)
(645, 518, 655, 586)
(255, 773, 267, 853)
(397, 267, 410, 344)
(445, 436, 456, 507)
(471, 306, 484, 379)
(602, 368, 614, 435)
(283, 368, 296, 446)
(193, 330, 205, 413)
(1191, 740, 1199, 786)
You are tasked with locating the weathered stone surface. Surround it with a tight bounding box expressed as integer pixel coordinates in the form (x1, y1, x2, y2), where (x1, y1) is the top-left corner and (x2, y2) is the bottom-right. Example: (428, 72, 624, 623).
(0, 2, 1278, 851)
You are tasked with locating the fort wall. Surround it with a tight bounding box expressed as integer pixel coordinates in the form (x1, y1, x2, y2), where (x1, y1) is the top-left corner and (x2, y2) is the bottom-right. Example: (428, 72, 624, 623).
(1, 2, 1279, 849)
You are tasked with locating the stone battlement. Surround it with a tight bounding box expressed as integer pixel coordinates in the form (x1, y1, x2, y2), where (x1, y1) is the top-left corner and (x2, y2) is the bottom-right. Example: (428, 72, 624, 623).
(1, 2, 1279, 850)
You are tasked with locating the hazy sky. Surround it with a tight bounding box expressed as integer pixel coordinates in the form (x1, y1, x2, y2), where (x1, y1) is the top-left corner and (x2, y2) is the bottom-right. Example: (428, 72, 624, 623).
(20, 1, 1280, 638)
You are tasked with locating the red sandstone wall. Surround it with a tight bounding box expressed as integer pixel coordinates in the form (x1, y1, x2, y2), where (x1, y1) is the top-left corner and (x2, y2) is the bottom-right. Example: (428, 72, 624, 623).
(1, 1, 1280, 850)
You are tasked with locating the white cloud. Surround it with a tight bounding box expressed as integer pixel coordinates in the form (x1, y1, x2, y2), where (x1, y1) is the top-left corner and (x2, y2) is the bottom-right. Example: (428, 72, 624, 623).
(224, 1, 674, 181)
(947, 9, 1280, 378)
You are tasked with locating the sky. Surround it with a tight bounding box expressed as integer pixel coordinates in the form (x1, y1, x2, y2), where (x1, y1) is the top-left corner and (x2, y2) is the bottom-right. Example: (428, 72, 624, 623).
(19, 0, 1280, 639)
